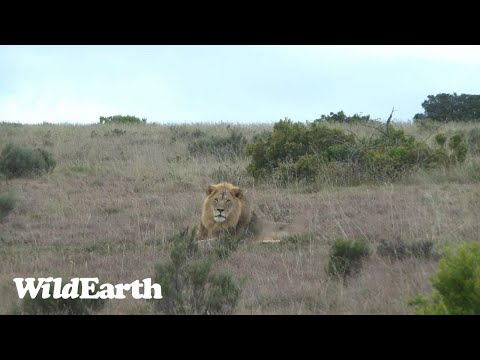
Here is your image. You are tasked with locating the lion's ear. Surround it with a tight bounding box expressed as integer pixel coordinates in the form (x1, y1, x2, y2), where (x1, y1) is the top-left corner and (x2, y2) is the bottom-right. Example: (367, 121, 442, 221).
(231, 186, 243, 199)
(207, 184, 216, 196)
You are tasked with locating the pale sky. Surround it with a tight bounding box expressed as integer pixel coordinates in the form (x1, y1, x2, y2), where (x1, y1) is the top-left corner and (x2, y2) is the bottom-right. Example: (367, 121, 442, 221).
(1, 45, 480, 124)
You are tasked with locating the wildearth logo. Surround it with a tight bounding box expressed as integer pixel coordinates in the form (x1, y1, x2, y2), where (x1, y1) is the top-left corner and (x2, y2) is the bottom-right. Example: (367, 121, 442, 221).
(13, 278, 162, 300)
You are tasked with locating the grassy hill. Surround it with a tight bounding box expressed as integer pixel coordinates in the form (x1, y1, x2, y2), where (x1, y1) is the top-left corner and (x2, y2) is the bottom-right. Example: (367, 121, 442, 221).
(0, 120, 479, 314)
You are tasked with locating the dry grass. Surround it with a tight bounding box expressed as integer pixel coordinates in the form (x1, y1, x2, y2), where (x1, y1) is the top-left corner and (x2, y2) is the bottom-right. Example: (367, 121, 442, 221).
(1, 121, 479, 314)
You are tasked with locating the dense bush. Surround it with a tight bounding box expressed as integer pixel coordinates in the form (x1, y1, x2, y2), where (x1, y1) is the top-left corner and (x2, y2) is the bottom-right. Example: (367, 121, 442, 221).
(188, 128, 247, 159)
(409, 242, 480, 315)
(448, 134, 468, 163)
(326, 238, 371, 280)
(246, 118, 355, 181)
(0, 143, 56, 179)
(153, 227, 241, 315)
(99, 115, 147, 124)
(0, 192, 16, 220)
(315, 111, 372, 123)
(245, 119, 469, 185)
(414, 93, 480, 122)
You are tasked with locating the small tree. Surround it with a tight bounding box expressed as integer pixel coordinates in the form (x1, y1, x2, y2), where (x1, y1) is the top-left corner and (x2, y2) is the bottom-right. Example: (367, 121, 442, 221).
(414, 93, 480, 122)
(409, 242, 480, 315)
(153, 227, 241, 315)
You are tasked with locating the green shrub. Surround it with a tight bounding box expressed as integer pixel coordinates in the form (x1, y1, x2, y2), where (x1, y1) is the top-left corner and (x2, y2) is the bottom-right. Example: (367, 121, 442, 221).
(17, 280, 107, 315)
(377, 239, 434, 261)
(246, 118, 355, 180)
(315, 111, 372, 123)
(358, 129, 438, 181)
(245, 118, 470, 185)
(188, 128, 247, 159)
(0, 143, 56, 179)
(409, 242, 480, 315)
(448, 133, 468, 163)
(153, 227, 241, 315)
(0, 192, 16, 220)
(99, 115, 147, 124)
(206, 273, 241, 315)
(326, 239, 371, 280)
(434, 133, 447, 147)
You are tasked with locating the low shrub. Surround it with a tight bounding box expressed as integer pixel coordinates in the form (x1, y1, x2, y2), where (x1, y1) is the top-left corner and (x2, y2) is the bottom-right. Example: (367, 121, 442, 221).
(326, 238, 371, 280)
(0, 143, 56, 178)
(409, 242, 480, 315)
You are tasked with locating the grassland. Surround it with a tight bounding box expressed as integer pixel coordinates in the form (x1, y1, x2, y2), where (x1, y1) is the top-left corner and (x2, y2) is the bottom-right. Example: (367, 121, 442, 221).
(0, 120, 479, 314)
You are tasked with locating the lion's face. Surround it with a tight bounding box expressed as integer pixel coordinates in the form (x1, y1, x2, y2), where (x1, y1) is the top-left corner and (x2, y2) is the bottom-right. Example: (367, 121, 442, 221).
(198, 182, 255, 241)
(208, 185, 239, 223)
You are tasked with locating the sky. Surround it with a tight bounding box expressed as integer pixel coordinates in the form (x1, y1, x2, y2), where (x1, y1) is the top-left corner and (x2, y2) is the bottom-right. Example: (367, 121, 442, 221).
(1, 45, 480, 124)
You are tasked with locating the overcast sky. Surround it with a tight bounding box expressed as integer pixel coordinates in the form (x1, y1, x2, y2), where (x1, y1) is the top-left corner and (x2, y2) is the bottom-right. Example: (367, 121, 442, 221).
(1, 45, 480, 124)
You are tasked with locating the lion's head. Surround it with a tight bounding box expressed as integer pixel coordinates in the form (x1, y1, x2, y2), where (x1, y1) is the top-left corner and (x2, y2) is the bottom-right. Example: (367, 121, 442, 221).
(198, 182, 253, 239)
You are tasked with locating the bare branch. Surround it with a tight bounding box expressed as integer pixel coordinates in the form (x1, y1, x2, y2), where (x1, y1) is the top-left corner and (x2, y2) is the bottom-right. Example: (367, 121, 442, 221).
(356, 122, 388, 137)
(386, 107, 395, 136)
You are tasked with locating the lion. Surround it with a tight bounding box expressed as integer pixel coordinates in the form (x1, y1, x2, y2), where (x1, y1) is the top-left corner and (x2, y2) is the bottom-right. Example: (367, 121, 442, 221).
(195, 182, 295, 247)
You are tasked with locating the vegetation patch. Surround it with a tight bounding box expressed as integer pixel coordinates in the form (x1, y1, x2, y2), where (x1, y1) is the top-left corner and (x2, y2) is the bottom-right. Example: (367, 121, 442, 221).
(0, 143, 56, 178)
(409, 242, 480, 315)
(153, 227, 241, 315)
(326, 238, 371, 280)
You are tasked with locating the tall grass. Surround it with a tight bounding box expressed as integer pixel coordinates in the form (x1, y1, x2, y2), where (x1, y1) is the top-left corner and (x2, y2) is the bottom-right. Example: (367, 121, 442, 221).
(0, 120, 479, 314)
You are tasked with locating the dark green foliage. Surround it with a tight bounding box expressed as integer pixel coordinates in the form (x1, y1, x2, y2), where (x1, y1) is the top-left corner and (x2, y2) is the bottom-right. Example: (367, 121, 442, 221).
(377, 239, 434, 261)
(153, 227, 241, 315)
(99, 115, 147, 124)
(414, 93, 480, 122)
(0, 192, 16, 220)
(409, 242, 480, 315)
(188, 128, 247, 159)
(448, 134, 468, 163)
(435, 133, 447, 147)
(206, 273, 242, 315)
(245, 118, 355, 181)
(359, 129, 433, 181)
(0, 143, 56, 179)
(315, 111, 372, 123)
(17, 280, 107, 315)
(245, 118, 465, 185)
(326, 239, 371, 280)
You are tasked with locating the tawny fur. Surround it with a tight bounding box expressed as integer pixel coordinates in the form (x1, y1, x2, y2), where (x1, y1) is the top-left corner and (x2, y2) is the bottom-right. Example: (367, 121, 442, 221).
(197, 182, 259, 240)
(196, 182, 300, 245)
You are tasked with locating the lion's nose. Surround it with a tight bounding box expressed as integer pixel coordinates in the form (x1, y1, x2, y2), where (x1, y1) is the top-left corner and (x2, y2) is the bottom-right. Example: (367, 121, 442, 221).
(217, 208, 224, 213)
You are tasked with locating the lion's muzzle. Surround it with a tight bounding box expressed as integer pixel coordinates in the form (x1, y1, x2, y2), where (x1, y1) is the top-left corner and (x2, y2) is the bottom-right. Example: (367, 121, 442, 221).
(213, 209, 226, 223)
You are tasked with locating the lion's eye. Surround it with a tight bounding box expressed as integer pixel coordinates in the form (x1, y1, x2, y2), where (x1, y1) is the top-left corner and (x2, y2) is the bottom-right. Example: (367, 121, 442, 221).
(214, 198, 218, 203)
(225, 200, 231, 204)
